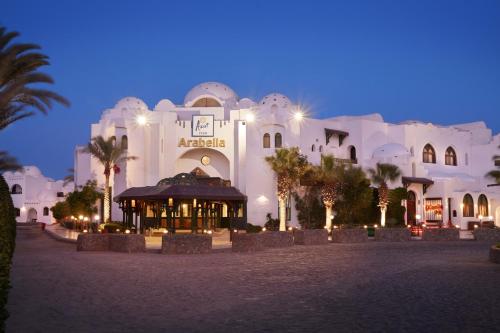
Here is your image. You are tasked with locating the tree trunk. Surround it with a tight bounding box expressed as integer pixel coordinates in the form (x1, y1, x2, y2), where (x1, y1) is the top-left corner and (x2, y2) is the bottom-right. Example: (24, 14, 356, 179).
(279, 198, 286, 231)
(104, 175, 110, 223)
(325, 205, 333, 230)
(380, 207, 387, 227)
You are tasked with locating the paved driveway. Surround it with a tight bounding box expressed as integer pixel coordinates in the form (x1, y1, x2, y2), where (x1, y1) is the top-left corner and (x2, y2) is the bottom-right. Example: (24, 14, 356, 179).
(7, 228, 500, 332)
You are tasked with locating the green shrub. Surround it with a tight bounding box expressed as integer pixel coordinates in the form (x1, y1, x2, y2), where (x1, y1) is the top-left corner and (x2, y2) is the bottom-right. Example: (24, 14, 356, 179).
(264, 213, 284, 231)
(0, 175, 16, 330)
(386, 187, 408, 227)
(293, 187, 325, 229)
(245, 222, 262, 233)
(51, 201, 71, 220)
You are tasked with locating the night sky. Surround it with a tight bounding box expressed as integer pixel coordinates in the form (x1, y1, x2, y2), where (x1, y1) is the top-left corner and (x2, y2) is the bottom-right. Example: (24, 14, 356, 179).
(1, 0, 499, 179)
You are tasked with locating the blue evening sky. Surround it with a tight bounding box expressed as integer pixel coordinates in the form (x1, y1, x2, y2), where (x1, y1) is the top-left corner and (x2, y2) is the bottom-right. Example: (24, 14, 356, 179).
(1, 0, 499, 179)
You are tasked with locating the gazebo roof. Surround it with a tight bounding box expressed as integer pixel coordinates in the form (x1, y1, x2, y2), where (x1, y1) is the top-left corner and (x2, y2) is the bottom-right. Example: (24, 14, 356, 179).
(114, 184, 247, 202)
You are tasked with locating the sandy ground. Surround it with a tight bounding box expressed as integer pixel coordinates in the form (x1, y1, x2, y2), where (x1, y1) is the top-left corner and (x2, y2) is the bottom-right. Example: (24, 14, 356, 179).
(6, 226, 500, 333)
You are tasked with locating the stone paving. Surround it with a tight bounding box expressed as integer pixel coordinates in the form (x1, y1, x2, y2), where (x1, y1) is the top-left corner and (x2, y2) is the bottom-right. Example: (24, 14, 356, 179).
(6, 227, 500, 333)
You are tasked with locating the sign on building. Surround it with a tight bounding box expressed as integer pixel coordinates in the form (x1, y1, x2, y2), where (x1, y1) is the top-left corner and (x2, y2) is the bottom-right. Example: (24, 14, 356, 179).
(192, 115, 214, 137)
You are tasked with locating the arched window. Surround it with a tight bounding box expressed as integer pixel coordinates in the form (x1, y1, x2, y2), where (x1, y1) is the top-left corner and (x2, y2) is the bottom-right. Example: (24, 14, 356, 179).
(11, 184, 22, 194)
(192, 98, 221, 107)
(319, 145, 323, 153)
(311, 144, 316, 152)
(478, 194, 488, 217)
(274, 133, 282, 148)
(14, 208, 20, 217)
(111, 136, 116, 146)
(445, 147, 457, 166)
(423, 144, 436, 163)
(462, 194, 474, 217)
(263, 133, 270, 148)
(349, 146, 357, 162)
(43, 207, 49, 216)
(121, 135, 128, 150)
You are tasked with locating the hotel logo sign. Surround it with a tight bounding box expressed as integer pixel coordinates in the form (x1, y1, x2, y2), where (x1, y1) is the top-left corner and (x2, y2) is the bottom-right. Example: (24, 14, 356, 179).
(192, 115, 214, 137)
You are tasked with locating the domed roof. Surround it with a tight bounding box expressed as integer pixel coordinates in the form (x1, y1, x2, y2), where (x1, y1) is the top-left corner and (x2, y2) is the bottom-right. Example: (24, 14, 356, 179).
(154, 99, 176, 112)
(184, 82, 238, 107)
(260, 93, 292, 109)
(238, 98, 256, 109)
(23, 166, 42, 177)
(115, 97, 148, 111)
(373, 143, 410, 159)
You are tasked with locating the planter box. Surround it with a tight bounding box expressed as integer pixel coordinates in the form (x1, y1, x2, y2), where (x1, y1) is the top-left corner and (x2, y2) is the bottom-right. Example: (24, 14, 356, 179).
(260, 231, 294, 248)
(161, 234, 212, 254)
(474, 228, 500, 242)
(294, 229, 329, 245)
(77, 234, 109, 251)
(231, 233, 265, 253)
(108, 234, 146, 253)
(331, 229, 368, 243)
(489, 246, 500, 264)
(374, 228, 411, 242)
(421, 228, 459, 241)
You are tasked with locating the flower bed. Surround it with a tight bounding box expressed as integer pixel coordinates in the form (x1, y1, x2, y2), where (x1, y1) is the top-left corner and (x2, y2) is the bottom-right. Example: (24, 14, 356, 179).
(161, 234, 212, 254)
(421, 228, 459, 241)
(473, 228, 500, 242)
(76, 233, 145, 253)
(331, 228, 368, 243)
(231, 233, 265, 253)
(260, 231, 294, 248)
(374, 228, 411, 242)
(294, 229, 329, 245)
(489, 245, 500, 264)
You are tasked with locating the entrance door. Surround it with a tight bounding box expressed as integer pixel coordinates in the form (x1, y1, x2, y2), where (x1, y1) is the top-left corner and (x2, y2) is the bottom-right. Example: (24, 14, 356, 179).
(407, 191, 417, 225)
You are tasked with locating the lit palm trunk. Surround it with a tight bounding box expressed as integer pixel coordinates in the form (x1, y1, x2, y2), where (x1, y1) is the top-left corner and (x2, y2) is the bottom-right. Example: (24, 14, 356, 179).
(368, 163, 401, 228)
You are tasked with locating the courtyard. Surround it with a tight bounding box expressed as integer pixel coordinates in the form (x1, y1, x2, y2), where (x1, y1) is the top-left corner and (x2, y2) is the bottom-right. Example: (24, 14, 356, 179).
(6, 227, 500, 333)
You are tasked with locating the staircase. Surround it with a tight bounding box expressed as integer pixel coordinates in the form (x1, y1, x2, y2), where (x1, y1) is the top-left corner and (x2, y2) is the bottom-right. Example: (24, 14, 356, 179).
(16, 223, 44, 240)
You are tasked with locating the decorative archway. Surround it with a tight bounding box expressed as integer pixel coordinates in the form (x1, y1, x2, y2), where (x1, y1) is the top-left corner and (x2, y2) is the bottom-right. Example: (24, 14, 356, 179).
(176, 148, 230, 180)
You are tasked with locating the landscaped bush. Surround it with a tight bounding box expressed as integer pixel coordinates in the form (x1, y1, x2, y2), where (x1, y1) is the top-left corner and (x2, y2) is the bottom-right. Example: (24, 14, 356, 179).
(293, 187, 325, 229)
(0, 175, 16, 330)
(245, 222, 262, 233)
(386, 187, 408, 227)
(264, 213, 287, 231)
(101, 223, 124, 233)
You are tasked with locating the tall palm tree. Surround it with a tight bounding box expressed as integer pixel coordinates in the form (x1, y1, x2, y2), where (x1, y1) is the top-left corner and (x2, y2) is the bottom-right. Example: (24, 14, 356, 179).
(313, 154, 344, 230)
(367, 162, 402, 227)
(265, 147, 309, 231)
(0, 151, 21, 173)
(0, 26, 69, 130)
(486, 145, 500, 184)
(83, 136, 137, 223)
(63, 168, 75, 188)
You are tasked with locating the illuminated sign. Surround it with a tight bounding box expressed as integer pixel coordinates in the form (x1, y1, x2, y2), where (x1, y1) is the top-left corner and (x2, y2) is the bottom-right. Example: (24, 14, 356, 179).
(178, 138, 225, 148)
(192, 115, 214, 137)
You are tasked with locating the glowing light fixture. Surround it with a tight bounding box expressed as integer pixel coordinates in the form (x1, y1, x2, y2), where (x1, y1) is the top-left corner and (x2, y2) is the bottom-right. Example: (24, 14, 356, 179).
(294, 111, 304, 121)
(245, 112, 255, 123)
(94, 215, 100, 221)
(125, 229, 131, 234)
(262, 227, 267, 232)
(163, 229, 168, 234)
(136, 114, 147, 126)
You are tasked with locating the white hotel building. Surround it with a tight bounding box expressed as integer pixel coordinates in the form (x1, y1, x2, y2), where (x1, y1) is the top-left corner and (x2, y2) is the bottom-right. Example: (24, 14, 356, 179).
(73, 82, 500, 230)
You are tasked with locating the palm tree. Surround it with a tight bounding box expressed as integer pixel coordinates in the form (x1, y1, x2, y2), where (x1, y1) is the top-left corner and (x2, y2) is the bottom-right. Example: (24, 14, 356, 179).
(63, 168, 75, 188)
(367, 163, 402, 227)
(313, 155, 344, 230)
(83, 136, 137, 223)
(0, 151, 21, 173)
(486, 145, 500, 184)
(0, 26, 69, 130)
(265, 147, 309, 231)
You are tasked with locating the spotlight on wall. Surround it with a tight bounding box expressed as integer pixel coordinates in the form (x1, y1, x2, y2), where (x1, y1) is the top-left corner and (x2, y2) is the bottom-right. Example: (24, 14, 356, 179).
(245, 112, 255, 123)
(136, 114, 147, 126)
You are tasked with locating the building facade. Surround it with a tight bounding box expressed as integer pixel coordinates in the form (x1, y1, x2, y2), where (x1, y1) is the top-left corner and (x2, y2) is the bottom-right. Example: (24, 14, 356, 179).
(74, 82, 500, 229)
(3, 166, 73, 224)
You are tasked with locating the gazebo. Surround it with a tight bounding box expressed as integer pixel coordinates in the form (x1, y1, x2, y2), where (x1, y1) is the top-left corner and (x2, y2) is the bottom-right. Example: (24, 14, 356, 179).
(114, 171, 247, 233)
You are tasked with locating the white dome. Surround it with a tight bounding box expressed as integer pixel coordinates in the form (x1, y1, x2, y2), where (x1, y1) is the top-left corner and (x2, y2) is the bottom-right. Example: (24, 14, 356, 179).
(23, 166, 42, 177)
(184, 82, 238, 107)
(238, 98, 256, 109)
(373, 143, 410, 159)
(154, 99, 176, 112)
(260, 93, 292, 109)
(114, 97, 148, 112)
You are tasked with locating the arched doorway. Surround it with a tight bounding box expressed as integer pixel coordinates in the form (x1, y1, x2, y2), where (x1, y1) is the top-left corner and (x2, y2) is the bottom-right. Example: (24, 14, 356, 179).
(407, 191, 417, 225)
(27, 208, 37, 222)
